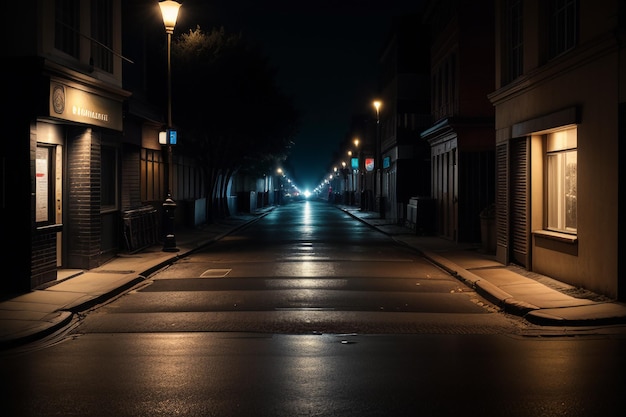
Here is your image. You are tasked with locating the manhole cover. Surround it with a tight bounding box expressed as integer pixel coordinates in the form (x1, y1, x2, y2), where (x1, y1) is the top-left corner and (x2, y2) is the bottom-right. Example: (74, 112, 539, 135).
(200, 269, 232, 278)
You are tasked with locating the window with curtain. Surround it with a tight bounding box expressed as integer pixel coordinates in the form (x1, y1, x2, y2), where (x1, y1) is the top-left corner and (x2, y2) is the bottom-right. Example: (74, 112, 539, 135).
(546, 128, 577, 233)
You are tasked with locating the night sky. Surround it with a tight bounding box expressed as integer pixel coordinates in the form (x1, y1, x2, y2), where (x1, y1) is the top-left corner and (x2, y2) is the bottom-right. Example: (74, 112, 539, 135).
(174, 0, 423, 191)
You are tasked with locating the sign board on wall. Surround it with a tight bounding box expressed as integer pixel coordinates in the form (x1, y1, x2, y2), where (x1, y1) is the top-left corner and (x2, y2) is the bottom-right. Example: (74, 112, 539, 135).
(49, 82, 123, 131)
(351, 157, 359, 170)
(365, 158, 374, 172)
(35, 147, 49, 223)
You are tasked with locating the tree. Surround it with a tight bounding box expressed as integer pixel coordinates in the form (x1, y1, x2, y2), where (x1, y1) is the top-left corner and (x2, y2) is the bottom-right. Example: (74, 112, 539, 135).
(170, 26, 300, 219)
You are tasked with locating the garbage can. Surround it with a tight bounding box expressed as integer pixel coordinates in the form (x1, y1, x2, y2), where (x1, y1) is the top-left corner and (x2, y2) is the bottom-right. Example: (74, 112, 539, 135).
(415, 197, 436, 235)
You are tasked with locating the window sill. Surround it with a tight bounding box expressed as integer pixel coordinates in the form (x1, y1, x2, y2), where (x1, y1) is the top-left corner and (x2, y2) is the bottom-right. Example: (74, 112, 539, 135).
(532, 229, 578, 255)
(533, 229, 577, 243)
(36, 223, 63, 234)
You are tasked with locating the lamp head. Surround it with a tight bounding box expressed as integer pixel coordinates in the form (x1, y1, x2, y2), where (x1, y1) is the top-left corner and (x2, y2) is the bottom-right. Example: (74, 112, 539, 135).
(159, 1, 181, 34)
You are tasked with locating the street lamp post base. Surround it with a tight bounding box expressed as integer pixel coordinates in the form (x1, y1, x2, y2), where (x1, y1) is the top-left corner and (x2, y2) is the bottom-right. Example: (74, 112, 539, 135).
(162, 234, 179, 252)
(162, 194, 178, 252)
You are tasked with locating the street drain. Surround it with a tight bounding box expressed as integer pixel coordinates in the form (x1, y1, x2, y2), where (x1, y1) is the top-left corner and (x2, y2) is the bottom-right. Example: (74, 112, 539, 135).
(200, 268, 232, 278)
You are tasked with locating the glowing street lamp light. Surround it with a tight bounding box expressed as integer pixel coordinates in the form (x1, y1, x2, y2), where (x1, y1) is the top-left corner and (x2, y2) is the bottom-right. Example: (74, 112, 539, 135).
(159, 1, 181, 130)
(373, 99, 384, 218)
(373, 100, 381, 120)
(159, 0, 181, 252)
(159, 1, 181, 34)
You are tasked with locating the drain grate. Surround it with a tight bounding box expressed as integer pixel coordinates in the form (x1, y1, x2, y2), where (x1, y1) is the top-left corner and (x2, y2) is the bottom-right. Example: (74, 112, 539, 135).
(200, 268, 232, 278)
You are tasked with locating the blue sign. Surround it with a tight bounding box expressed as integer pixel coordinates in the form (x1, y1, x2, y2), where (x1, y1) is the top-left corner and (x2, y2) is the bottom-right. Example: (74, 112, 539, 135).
(383, 156, 390, 169)
(168, 129, 177, 145)
(351, 157, 359, 170)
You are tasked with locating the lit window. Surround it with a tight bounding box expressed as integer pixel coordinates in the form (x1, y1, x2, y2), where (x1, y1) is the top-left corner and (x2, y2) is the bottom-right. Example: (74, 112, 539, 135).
(546, 128, 577, 233)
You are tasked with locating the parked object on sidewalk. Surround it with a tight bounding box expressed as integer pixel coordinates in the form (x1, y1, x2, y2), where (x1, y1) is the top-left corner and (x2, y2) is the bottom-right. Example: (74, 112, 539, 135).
(407, 197, 436, 236)
(122, 205, 159, 253)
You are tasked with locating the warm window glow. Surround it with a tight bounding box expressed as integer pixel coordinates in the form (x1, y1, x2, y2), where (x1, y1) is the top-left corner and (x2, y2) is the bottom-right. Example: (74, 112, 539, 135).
(546, 128, 577, 233)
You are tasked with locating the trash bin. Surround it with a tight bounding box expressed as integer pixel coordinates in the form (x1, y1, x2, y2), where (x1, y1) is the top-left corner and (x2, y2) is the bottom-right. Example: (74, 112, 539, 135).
(415, 197, 436, 235)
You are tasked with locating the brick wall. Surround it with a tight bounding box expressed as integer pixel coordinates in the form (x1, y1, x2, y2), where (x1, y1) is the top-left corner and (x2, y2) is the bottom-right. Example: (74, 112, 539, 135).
(67, 128, 102, 270)
(31, 231, 57, 289)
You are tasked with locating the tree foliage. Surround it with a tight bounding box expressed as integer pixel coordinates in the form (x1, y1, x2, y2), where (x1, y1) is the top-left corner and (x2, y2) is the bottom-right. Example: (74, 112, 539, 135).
(170, 26, 300, 177)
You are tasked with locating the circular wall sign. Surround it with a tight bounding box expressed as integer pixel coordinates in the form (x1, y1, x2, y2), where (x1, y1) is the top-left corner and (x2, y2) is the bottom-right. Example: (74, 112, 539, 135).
(52, 85, 65, 114)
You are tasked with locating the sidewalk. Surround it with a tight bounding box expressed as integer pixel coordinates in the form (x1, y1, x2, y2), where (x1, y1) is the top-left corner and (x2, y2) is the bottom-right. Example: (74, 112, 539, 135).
(341, 206, 626, 328)
(2, 204, 626, 349)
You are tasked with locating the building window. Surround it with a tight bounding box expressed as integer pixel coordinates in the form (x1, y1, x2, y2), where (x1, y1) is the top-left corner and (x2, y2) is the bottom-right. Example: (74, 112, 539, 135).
(141, 148, 165, 202)
(546, 128, 577, 233)
(101, 146, 118, 212)
(505, 0, 523, 83)
(35, 146, 55, 224)
(91, 0, 114, 73)
(548, 0, 578, 59)
(55, 0, 80, 58)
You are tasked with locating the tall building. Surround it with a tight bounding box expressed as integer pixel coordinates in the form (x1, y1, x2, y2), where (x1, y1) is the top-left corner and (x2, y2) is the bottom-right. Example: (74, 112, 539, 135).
(377, 14, 432, 223)
(421, 0, 496, 244)
(489, 0, 625, 300)
(2, 0, 204, 296)
(4, 0, 130, 293)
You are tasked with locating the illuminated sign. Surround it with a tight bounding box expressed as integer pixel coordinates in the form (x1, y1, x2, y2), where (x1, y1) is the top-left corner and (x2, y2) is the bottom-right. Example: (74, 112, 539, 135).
(351, 157, 359, 170)
(49, 82, 123, 131)
(159, 129, 178, 145)
(168, 129, 177, 145)
(365, 158, 375, 171)
(383, 156, 390, 169)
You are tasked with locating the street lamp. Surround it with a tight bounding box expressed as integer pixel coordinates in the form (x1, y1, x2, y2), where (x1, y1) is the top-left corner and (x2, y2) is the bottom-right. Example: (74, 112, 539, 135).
(354, 137, 365, 210)
(159, 0, 181, 252)
(275, 168, 284, 205)
(373, 100, 384, 219)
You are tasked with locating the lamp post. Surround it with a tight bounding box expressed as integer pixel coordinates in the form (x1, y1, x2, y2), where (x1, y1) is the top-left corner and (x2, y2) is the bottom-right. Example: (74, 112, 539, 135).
(354, 137, 364, 210)
(373, 100, 384, 219)
(275, 168, 283, 205)
(159, 0, 181, 252)
(340, 161, 347, 204)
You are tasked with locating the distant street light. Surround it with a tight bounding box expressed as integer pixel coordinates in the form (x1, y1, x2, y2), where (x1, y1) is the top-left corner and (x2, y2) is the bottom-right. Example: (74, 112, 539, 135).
(354, 137, 365, 210)
(159, 0, 181, 252)
(373, 100, 383, 216)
